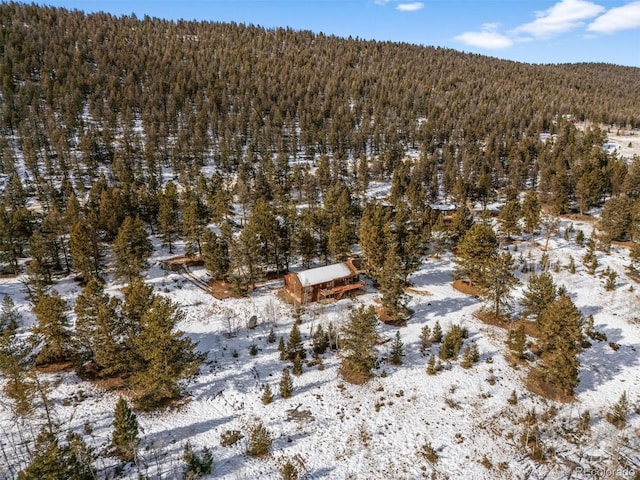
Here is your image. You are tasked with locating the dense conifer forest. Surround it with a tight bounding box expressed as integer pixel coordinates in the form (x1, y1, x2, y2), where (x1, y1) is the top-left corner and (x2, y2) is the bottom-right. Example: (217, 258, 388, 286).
(2, 2, 640, 284)
(1, 3, 640, 478)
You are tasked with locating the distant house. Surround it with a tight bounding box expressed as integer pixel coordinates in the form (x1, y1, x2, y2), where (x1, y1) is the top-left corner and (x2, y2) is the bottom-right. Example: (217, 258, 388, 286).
(428, 203, 457, 226)
(283, 259, 365, 304)
(539, 133, 552, 142)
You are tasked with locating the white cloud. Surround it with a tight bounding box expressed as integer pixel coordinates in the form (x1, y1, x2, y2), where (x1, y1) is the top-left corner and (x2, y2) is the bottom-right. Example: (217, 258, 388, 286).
(588, 1, 640, 33)
(481, 22, 501, 31)
(396, 2, 424, 12)
(454, 29, 514, 49)
(513, 0, 605, 38)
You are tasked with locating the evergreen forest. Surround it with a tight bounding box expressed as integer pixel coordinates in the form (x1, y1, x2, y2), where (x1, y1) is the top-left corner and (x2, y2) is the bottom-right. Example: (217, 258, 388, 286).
(1, 3, 640, 479)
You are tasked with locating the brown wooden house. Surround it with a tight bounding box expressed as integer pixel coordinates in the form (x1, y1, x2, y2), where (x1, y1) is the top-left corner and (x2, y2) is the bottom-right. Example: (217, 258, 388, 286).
(429, 203, 457, 226)
(283, 259, 365, 304)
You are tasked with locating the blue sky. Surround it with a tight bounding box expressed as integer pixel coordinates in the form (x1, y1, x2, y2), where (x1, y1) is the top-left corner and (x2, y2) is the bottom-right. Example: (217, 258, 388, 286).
(34, 1, 640, 66)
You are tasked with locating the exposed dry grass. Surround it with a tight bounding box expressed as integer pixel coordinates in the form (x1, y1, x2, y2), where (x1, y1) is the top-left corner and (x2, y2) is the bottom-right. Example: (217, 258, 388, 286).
(473, 309, 509, 328)
(525, 369, 574, 403)
(510, 319, 541, 339)
(339, 363, 371, 385)
(405, 287, 433, 296)
(35, 361, 74, 374)
(452, 279, 480, 296)
(208, 280, 245, 300)
(375, 306, 408, 326)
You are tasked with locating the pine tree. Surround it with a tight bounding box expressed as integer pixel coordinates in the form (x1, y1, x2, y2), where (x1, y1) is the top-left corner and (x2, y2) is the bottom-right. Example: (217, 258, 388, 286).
(74, 279, 109, 364)
(18, 428, 96, 480)
(0, 294, 19, 333)
(426, 354, 440, 375)
(131, 296, 203, 410)
(604, 267, 617, 291)
(536, 295, 584, 396)
(69, 219, 102, 281)
(296, 225, 316, 269)
(430, 214, 450, 259)
(281, 460, 299, 480)
(522, 190, 540, 235)
(117, 278, 155, 376)
(312, 325, 329, 354)
(507, 325, 527, 361)
(122, 277, 155, 327)
(498, 199, 521, 240)
(278, 336, 286, 360)
(230, 220, 263, 289)
(394, 204, 426, 280)
(267, 327, 276, 343)
(419, 325, 432, 352)
(32, 290, 73, 365)
(378, 228, 409, 319)
(599, 196, 633, 241)
(247, 422, 272, 457)
(340, 305, 378, 384)
(520, 272, 558, 323)
(358, 202, 391, 282)
(182, 442, 213, 479)
(292, 352, 303, 376)
(112, 216, 153, 284)
(389, 331, 405, 365)
(286, 323, 305, 361)
(0, 297, 35, 416)
(201, 229, 230, 281)
(582, 235, 598, 275)
(181, 190, 208, 257)
(158, 181, 180, 254)
(111, 397, 139, 463)
(606, 392, 629, 429)
(450, 204, 474, 242)
(431, 321, 443, 343)
(26, 230, 54, 288)
(453, 223, 498, 286)
(89, 299, 127, 378)
(261, 384, 274, 405)
(279, 367, 293, 398)
(460, 342, 479, 369)
(439, 325, 467, 360)
(328, 216, 353, 262)
(479, 252, 519, 319)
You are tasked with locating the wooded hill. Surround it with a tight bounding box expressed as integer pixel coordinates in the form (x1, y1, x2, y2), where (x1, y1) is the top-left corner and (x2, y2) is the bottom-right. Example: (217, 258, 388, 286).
(1, 2, 640, 295)
(1, 2, 639, 162)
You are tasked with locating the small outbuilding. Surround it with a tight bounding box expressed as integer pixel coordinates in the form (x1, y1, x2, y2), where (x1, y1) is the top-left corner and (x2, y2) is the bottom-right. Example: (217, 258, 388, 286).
(283, 259, 365, 304)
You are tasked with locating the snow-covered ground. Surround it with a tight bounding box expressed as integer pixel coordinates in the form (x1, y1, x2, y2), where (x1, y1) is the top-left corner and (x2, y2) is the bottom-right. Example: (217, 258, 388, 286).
(1, 218, 640, 479)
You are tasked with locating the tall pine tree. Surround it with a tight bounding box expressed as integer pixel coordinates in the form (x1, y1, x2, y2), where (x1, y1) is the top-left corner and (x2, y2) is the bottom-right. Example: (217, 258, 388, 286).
(479, 252, 519, 319)
(158, 181, 180, 254)
(32, 291, 73, 366)
(340, 305, 378, 384)
(0, 295, 35, 415)
(111, 396, 139, 463)
(536, 295, 584, 396)
(453, 223, 498, 286)
(520, 272, 558, 324)
(112, 216, 153, 284)
(131, 296, 202, 410)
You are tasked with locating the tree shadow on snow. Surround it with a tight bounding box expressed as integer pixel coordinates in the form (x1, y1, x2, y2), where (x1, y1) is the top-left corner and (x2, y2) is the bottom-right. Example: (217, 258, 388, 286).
(577, 326, 640, 393)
